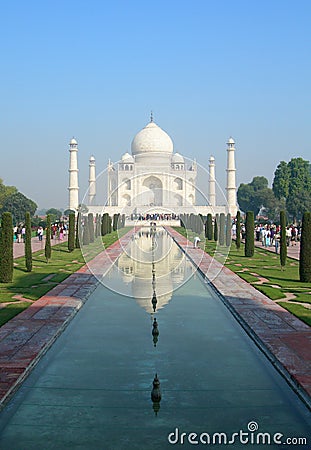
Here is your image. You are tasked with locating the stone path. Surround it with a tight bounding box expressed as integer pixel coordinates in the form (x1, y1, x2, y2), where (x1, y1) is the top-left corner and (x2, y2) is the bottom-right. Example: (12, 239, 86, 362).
(253, 238, 300, 260)
(166, 227, 311, 408)
(13, 235, 67, 260)
(0, 228, 137, 408)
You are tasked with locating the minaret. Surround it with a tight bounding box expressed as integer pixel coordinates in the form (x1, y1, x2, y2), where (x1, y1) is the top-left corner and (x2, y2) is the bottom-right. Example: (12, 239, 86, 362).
(208, 156, 216, 207)
(88, 155, 96, 205)
(68, 138, 79, 211)
(226, 137, 237, 215)
(107, 159, 113, 206)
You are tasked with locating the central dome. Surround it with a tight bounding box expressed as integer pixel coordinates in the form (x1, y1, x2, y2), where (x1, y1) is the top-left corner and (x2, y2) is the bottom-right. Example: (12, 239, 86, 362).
(131, 121, 173, 156)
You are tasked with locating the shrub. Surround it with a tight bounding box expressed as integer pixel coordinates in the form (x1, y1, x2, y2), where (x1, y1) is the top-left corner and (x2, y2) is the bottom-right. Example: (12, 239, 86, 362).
(101, 213, 108, 236)
(45, 214, 52, 262)
(88, 213, 94, 243)
(280, 210, 287, 269)
(219, 213, 225, 246)
(299, 211, 311, 282)
(0, 212, 13, 282)
(236, 211, 241, 250)
(83, 217, 90, 245)
(68, 213, 75, 252)
(113, 213, 119, 231)
(226, 213, 232, 247)
(205, 214, 213, 240)
(75, 212, 81, 248)
(214, 214, 219, 241)
(25, 211, 32, 272)
(245, 211, 254, 257)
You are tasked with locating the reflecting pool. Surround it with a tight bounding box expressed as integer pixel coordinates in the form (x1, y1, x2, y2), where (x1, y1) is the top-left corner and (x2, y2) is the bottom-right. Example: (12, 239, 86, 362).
(0, 229, 310, 449)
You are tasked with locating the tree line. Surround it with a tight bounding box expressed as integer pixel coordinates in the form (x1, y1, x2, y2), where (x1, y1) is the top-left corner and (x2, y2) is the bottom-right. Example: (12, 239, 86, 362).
(237, 157, 311, 222)
(0, 212, 126, 283)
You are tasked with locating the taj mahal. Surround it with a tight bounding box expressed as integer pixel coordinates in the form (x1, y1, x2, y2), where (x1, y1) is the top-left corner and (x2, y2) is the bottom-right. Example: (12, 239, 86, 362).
(68, 115, 238, 217)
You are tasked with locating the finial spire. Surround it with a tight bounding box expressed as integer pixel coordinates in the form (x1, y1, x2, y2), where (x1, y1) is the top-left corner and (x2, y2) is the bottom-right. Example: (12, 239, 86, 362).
(150, 110, 153, 122)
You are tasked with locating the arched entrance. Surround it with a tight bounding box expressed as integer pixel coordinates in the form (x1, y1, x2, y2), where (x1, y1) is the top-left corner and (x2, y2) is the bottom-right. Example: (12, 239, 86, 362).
(142, 176, 163, 206)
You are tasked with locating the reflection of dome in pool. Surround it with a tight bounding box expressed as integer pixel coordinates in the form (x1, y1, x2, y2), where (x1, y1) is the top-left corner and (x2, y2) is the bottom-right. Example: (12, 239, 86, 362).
(109, 229, 193, 312)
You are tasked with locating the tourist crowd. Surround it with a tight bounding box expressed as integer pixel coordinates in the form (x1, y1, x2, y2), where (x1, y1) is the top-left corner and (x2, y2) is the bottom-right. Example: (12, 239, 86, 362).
(13, 223, 68, 243)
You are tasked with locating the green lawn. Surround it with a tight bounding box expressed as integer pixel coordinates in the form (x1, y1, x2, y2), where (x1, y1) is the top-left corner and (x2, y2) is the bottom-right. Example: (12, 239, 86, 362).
(174, 227, 311, 326)
(0, 227, 131, 327)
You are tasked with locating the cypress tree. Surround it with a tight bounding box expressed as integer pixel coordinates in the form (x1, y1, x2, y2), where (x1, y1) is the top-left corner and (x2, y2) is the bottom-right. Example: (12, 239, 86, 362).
(108, 215, 112, 233)
(226, 213, 232, 247)
(245, 211, 254, 257)
(101, 213, 108, 236)
(205, 214, 213, 240)
(219, 213, 226, 246)
(25, 212, 32, 272)
(45, 214, 52, 263)
(280, 210, 287, 269)
(207, 214, 213, 240)
(299, 211, 311, 282)
(68, 213, 75, 252)
(101, 214, 105, 236)
(96, 214, 101, 237)
(0, 212, 13, 282)
(198, 214, 204, 235)
(214, 214, 219, 241)
(236, 210, 241, 250)
(88, 213, 94, 243)
(83, 217, 90, 245)
(113, 213, 118, 231)
(94, 214, 98, 238)
(75, 212, 81, 248)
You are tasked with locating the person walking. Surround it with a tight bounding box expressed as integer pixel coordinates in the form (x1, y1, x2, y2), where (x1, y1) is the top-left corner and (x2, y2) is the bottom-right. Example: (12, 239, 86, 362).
(37, 226, 44, 241)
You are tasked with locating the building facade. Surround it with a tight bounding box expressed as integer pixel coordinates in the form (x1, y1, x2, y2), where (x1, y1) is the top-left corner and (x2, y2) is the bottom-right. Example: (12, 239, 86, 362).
(68, 117, 237, 217)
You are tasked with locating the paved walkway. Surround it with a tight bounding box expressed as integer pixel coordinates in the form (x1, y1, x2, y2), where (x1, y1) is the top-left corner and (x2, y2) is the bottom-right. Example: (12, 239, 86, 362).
(0, 229, 137, 408)
(253, 238, 300, 260)
(13, 235, 67, 259)
(166, 227, 311, 408)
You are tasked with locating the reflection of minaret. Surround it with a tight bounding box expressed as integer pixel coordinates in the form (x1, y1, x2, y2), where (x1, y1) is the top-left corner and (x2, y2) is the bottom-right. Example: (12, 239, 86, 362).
(151, 232, 157, 312)
(209, 156, 216, 207)
(68, 138, 79, 211)
(151, 373, 161, 415)
(226, 137, 237, 216)
(88, 155, 96, 205)
(107, 159, 113, 206)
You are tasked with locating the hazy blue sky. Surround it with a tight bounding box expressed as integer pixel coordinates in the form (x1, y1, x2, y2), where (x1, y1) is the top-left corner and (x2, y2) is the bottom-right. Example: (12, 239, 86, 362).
(0, 0, 310, 210)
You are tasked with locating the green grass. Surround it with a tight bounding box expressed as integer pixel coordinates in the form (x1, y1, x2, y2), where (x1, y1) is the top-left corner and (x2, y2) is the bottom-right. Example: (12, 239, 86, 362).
(252, 284, 287, 300)
(0, 302, 30, 327)
(173, 227, 311, 327)
(278, 302, 311, 327)
(0, 227, 131, 326)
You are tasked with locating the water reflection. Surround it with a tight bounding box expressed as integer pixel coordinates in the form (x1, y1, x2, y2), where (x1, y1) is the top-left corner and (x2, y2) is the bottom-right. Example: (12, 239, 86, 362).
(152, 317, 159, 347)
(104, 227, 194, 313)
(151, 373, 162, 416)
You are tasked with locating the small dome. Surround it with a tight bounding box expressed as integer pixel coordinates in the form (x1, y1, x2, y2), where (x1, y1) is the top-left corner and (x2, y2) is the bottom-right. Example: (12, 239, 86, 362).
(172, 152, 184, 163)
(70, 137, 77, 145)
(89, 155, 95, 161)
(209, 155, 215, 161)
(131, 121, 173, 156)
(121, 152, 134, 163)
(227, 137, 235, 144)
